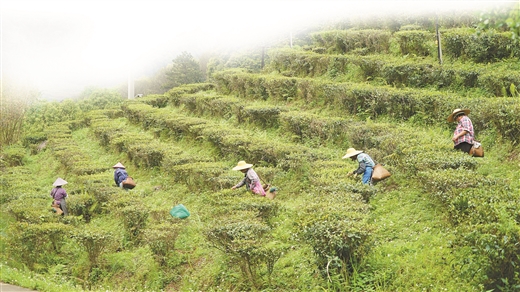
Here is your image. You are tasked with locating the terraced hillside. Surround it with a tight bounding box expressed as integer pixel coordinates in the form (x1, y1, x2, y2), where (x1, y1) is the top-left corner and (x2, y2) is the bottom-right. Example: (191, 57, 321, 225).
(1, 13, 520, 292)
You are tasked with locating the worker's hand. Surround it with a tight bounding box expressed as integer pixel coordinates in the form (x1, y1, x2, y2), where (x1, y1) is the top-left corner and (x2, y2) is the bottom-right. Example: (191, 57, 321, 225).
(347, 173, 353, 177)
(231, 186, 236, 190)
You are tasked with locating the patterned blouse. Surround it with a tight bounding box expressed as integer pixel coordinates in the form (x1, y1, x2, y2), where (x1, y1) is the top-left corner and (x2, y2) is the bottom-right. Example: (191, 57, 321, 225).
(234, 168, 260, 190)
(453, 116, 474, 146)
(353, 153, 375, 174)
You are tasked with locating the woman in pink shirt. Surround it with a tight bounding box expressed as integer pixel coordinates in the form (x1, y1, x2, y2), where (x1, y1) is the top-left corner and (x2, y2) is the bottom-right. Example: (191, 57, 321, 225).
(448, 108, 475, 154)
(231, 160, 266, 196)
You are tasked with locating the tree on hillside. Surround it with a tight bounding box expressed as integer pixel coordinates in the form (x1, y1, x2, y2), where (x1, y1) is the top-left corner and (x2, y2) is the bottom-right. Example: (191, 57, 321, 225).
(165, 51, 205, 89)
(0, 79, 39, 148)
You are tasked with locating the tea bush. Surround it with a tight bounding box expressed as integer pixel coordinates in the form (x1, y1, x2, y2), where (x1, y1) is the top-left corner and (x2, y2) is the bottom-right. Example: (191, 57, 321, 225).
(5, 222, 73, 270)
(394, 30, 435, 56)
(166, 161, 228, 191)
(71, 224, 118, 276)
(463, 218, 520, 291)
(68, 193, 99, 223)
(442, 28, 519, 62)
(205, 217, 275, 290)
(142, 222, 184, 265)
(310, 29, 391, 54)
(241, 105, 283, 128)
(96, 247, 163, 291)
(280, 111, 350, 146)
(294, 191, 372, 282)
(118, 204, 150, 244)
(6, 196, 55, 223)
(0, 144, 26, 167)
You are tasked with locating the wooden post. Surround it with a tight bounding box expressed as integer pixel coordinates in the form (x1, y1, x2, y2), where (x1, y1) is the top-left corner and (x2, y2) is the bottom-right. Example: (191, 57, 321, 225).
(128, 75, 134, 99)
(261, 47, 265, 69)
(436, 16, 443, 65)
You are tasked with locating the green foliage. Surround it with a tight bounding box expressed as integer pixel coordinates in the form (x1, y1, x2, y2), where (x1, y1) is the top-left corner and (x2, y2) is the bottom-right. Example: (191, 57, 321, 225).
(484, 99, 520, 145)
(206, 216, 280, 289)
(241, 105, 283, 128)
(68, 193, 99, 223)
(71, 224, 117, 272)
(5, 222, 73, 270)
(310, 29, 391, 54)
(280, 111, 351, 147)
(95, 247, 162, 291)
(6, 196, 56, 224)
(118, 204, 150, 244)
(394, 30, 435, 56)
(443, 28, 520, 62)
(207, 49, 265, 79)
(477, 2, 520, 43)
(0, 144, 26, 167)
(463, 216, 520, 291)
(167, 161, 227, 191)
(165, 51, 205, 89)
(2, 9, 520, 292)
(76, 88, 125, 112)
(142, 222, 183, 265)
(294, 191, 372, 282)
(0, 80, 38, 148)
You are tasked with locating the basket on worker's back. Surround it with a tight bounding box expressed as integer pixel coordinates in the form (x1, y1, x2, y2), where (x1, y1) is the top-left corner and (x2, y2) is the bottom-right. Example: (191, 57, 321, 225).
(372, 164, 391, 181)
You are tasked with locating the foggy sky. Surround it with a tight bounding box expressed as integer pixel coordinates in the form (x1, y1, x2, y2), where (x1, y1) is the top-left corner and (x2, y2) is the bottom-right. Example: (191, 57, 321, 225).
(1, 0, 506, 100)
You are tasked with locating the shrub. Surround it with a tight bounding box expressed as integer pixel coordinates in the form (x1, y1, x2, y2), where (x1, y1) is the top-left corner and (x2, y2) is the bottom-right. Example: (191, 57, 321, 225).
(0, 144, 26, 167)
(68, 193, 99, 223)
(241, 105, 283, 128)
(6, 196, 56, 223)
(394, 30, 435, 56)
(96, 247, 162, 291)
(463, 217, 520, 291)
(142, 222, 183, 265)
(118, 204, 150, 245)
(5, 222, 73, 270)
(294, 192, 372, 282)
(206, 217, 274, 289)
(167, 161, 228, 192)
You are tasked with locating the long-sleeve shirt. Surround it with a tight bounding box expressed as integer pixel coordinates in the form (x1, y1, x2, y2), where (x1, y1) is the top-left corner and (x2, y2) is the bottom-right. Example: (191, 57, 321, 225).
(453, 116, 474, 146)
(114, 168, 128, 185)
(353, 153, 375, 174)
(234, 168, 260, 190)
(50, 187, 68, 202)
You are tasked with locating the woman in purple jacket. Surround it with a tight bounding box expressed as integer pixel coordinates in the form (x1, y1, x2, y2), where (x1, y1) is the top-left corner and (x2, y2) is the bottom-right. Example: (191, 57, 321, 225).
(50, 177, 68, 216)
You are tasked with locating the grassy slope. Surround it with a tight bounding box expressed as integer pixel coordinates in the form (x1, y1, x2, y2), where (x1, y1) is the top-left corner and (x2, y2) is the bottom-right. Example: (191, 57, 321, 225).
(2, 92, 518, 291)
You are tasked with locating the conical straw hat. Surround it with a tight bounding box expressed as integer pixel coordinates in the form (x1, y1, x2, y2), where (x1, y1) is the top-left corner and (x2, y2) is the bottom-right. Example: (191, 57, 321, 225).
(53, 177, 68, 187)
(112, 162, 125, 169)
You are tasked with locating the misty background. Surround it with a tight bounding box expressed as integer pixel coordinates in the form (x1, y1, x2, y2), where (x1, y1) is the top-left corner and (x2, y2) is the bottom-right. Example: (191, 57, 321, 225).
(1, 0, 504, 100)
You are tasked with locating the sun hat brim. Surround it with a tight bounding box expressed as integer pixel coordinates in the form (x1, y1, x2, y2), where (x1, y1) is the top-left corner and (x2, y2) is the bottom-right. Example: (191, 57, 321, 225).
(447, 109, 470, 122)
(232, 163, 253, 170)
(342, 150, 363, 159)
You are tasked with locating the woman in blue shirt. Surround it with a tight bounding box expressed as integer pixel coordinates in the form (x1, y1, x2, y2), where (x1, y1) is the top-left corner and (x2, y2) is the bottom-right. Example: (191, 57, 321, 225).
(113, 162, 129, 189)
(343, 148, 375, 185)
